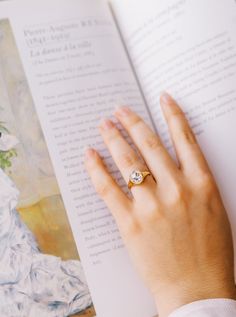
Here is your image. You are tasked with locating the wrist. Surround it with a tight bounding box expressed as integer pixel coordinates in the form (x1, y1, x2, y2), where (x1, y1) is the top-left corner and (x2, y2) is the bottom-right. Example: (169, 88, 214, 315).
(154, 280, 236, 317)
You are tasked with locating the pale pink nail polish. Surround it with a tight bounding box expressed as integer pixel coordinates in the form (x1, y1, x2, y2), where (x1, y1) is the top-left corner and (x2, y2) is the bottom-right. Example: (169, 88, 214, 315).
(101, 119, 114, 130)
(85, 148, 96, 159)
(116, 106, 131, 117)
(160, 92, 172, 105)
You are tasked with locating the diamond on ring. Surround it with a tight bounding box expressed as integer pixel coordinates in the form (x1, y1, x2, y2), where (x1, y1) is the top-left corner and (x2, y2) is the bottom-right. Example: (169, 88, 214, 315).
(128, 170, 151, 189)
(130, 170, 144, 185)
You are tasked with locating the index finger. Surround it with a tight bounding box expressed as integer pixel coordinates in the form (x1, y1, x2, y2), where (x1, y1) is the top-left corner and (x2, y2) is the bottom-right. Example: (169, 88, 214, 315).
(85, 148, 132, 224)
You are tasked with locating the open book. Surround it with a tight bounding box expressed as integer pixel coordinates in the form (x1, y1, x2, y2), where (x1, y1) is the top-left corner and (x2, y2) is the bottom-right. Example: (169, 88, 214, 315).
(0, 0, 236, 316)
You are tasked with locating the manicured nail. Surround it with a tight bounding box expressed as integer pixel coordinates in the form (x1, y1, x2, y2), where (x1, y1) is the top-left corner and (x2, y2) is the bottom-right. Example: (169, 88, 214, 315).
(100, 119, 115, 130)
(115, 106, 132, 117)
(85, 148, 96, 159)
(160, 92, 172, 105)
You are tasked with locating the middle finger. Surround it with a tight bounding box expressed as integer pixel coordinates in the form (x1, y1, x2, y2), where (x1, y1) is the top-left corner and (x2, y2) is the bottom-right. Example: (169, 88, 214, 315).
(115, 106, 179, 187)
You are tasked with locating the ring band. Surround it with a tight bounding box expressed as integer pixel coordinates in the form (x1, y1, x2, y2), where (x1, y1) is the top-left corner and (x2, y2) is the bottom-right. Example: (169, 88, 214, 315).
(128, 170, 151, 189)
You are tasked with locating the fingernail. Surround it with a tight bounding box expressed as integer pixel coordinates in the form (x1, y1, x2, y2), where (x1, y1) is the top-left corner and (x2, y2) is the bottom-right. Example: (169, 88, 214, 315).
(160, 92, 172, 105)
(100, 119, 115, 130)
(115, 106, 132, 117)
(85, 148, 96, 159)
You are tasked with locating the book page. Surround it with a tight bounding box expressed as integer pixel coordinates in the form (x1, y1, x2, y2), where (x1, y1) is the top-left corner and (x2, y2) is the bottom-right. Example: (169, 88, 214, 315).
(112, 0, 236, 272)
(0, 0, 157, 316)
(0, 17, 94, 317)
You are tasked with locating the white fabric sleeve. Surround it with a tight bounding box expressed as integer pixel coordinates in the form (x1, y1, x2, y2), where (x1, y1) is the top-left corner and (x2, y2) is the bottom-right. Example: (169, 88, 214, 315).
(169, 299, 236, 317)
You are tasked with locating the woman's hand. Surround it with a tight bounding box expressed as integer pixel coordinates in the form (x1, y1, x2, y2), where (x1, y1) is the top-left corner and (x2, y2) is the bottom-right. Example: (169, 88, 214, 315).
(85, 93, 236, 317)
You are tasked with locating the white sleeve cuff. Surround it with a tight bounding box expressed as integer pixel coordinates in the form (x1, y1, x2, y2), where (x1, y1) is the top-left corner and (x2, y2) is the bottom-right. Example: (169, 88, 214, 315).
(169, 299, 236, 317)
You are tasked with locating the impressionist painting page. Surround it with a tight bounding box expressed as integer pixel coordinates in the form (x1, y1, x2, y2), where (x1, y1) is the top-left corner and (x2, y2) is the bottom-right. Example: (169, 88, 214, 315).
(0, 0, 157, 316)
(112, 0, 236, 270)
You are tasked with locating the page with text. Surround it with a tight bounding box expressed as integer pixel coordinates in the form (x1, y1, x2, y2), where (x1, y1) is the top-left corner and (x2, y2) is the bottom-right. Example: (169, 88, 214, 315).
(112, 0, 236, 272)
(0, 0, 157, 316)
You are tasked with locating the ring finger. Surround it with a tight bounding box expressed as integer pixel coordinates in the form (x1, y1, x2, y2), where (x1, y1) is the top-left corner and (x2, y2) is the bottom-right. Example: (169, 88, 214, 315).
(99, 119, 157, 200)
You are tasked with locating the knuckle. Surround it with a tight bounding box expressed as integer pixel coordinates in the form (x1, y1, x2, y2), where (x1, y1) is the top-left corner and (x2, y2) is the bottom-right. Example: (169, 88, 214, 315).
(106, 129, 119, 142)
(134, 197, 163, 223)
(196, 173, 215, 192)
(167, 111, 183, 126)
(178, 129, 197, 145)
(129, 116, 143, 131)
(95, 181, 110, 198)
(125, 218, 142, 237)
(145, 207, 163, 223)
(170, 184, 185, 205)
(144, 199, 160, 216)
(118, 152, 137, 168)
(143, 134, 162, 150)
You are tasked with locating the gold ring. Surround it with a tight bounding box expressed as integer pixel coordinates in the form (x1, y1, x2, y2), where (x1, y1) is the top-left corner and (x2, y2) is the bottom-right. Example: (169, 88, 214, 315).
(128, 170, 151, 189)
